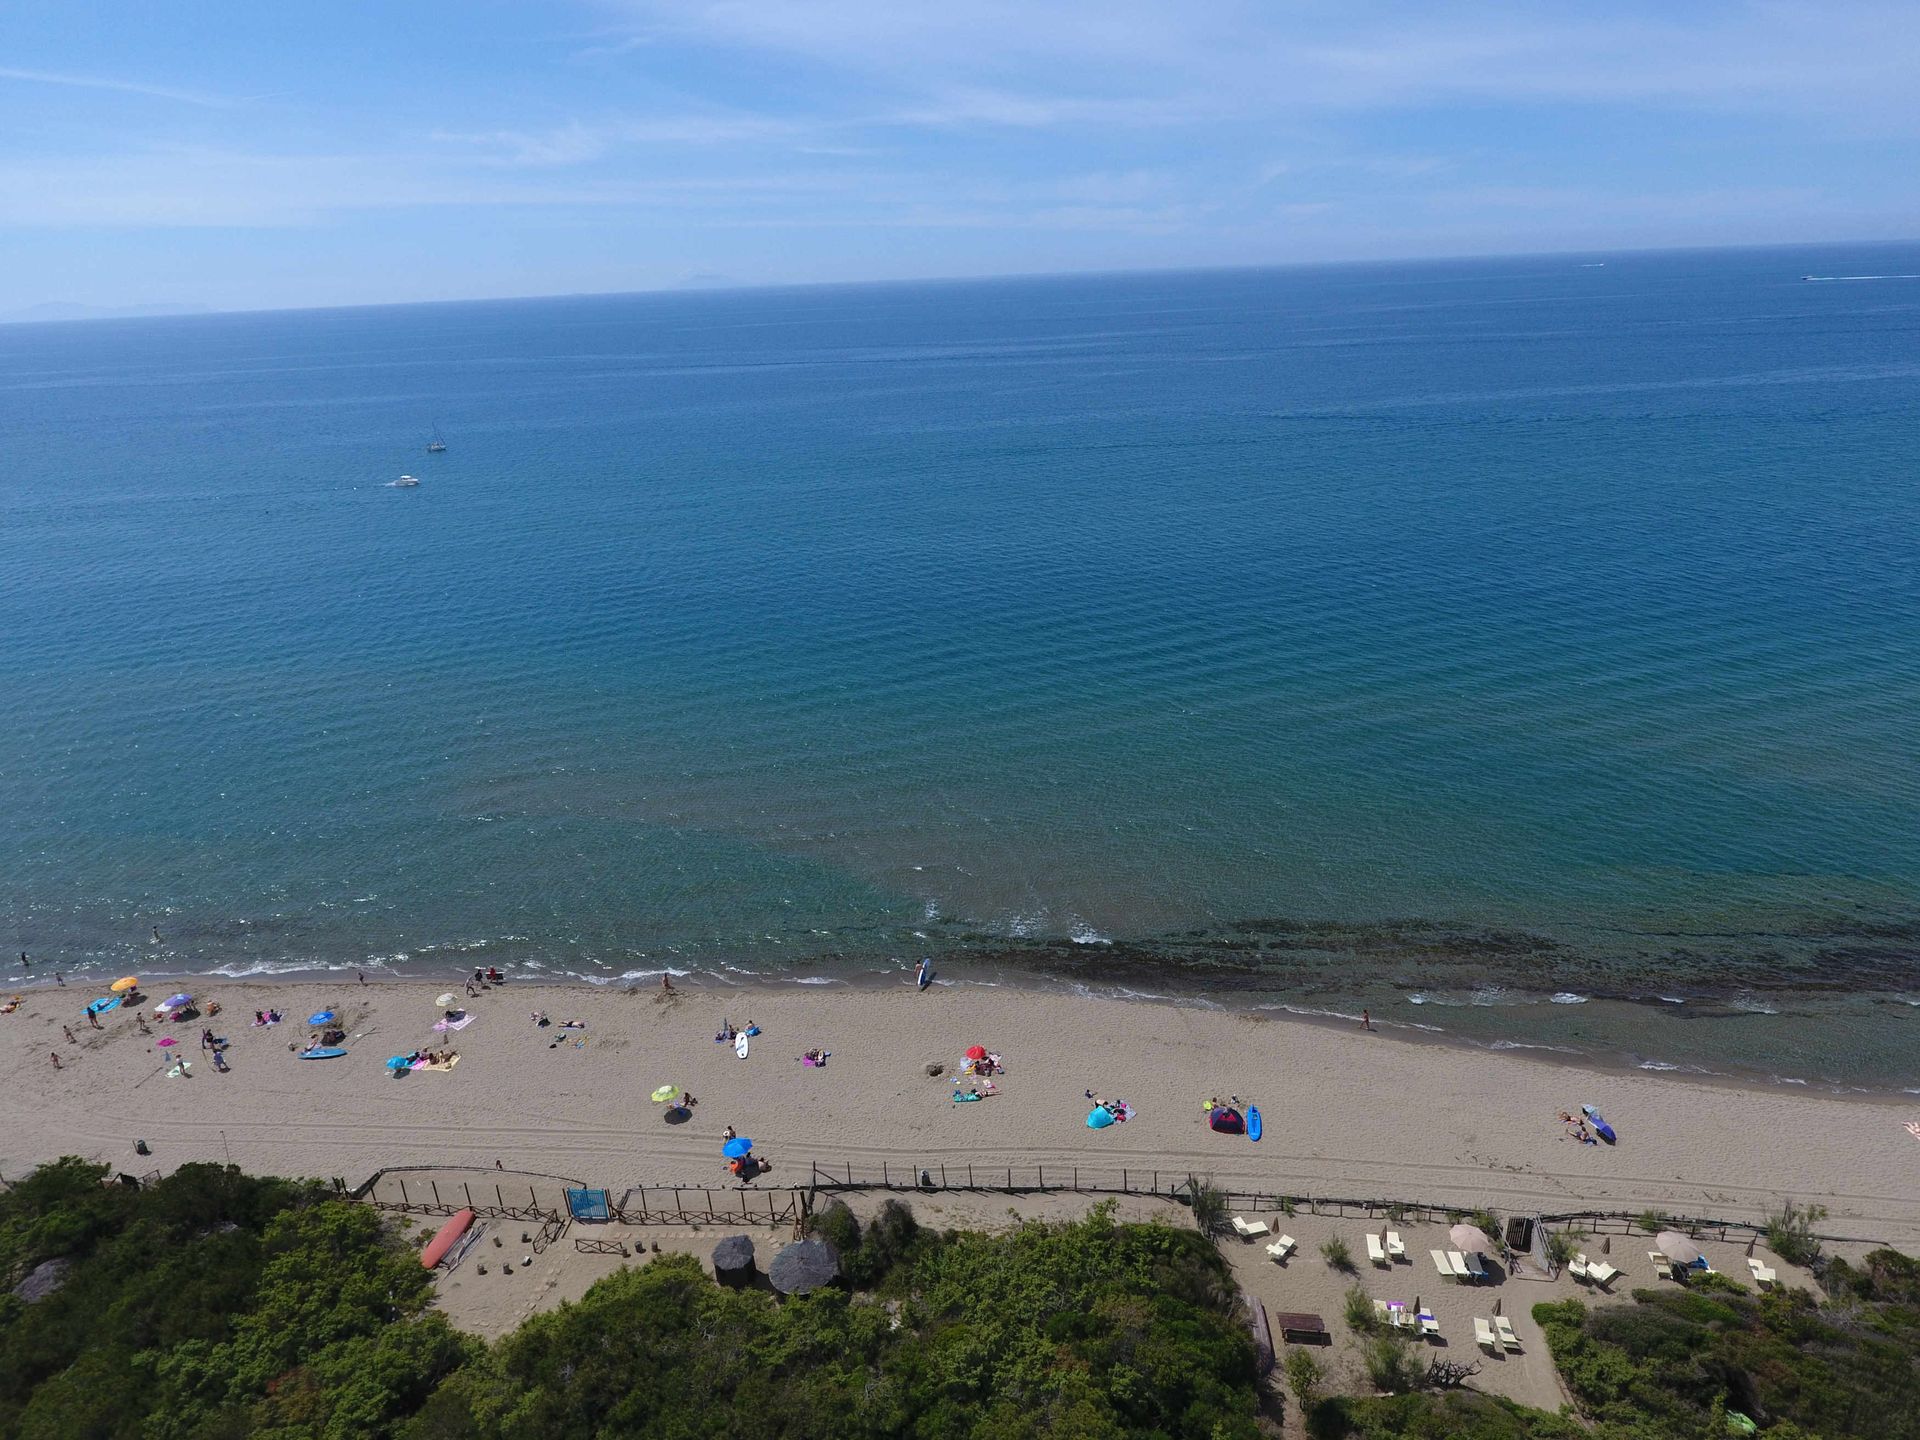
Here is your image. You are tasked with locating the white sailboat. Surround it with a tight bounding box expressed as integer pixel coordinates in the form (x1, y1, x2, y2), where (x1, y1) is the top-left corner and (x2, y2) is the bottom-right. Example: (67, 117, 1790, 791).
(426, 421, 447, 454)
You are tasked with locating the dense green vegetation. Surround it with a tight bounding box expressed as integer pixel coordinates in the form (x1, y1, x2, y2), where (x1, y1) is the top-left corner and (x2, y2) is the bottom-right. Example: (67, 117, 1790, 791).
(1, 1163, 1257, 1439)
(7, 1158, 1920, 1440)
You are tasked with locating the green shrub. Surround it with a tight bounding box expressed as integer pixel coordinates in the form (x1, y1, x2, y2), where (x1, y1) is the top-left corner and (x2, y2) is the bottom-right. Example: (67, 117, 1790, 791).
(1344, 1283, 1378, 1333)
(1323, 1235, 1355, 1271)
(1285, 1348, 1324, 1408)
(1189, 1178, 1229, 1239)
(1362, 1333, 1422, 1394)
(1637, 1210, 1669, 1234)
(1766, 1200, 1828, 1268)
(807, 1198, 860, 1254)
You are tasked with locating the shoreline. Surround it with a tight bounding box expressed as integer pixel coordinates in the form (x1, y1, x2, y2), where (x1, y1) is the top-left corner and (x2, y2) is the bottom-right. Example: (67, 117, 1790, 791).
(9, 959, 1916, 1100)
(9, 973, 1920, 1247)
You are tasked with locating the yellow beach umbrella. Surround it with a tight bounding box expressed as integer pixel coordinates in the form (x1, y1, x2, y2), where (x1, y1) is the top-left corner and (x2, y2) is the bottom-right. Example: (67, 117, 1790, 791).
(111, 976, 140, 993)
(650, 1084, 678, 1103)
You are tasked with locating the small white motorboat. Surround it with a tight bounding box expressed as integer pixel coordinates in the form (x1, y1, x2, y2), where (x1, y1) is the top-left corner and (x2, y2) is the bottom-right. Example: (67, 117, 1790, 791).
(389, 474, 420, 487)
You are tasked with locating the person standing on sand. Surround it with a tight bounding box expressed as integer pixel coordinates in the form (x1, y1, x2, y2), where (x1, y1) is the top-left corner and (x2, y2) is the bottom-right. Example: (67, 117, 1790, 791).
(63, 1024, 76, 1044)
(661, 973, 673, 993)
(49, 1051, 61, 1068)
(357, 971, 367, 985)
(54, 972, 64, 986)
(1361, 1010, 1372, 1032)
(87, 1008, 102, 1030)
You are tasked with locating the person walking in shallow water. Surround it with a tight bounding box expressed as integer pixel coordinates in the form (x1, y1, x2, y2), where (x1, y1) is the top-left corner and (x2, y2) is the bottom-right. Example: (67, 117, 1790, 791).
(1361, 1010, 1372, 1032)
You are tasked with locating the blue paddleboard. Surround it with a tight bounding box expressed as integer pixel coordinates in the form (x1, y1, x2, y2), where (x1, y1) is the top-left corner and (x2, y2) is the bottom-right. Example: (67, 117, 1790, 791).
(299, 1047, 347, 1059)
(1247, 1105, 1263, 1141)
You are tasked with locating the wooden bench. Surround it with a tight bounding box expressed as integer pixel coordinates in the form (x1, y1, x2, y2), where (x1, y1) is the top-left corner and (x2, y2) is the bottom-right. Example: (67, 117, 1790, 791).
(1273, 1311, 1330, 1345)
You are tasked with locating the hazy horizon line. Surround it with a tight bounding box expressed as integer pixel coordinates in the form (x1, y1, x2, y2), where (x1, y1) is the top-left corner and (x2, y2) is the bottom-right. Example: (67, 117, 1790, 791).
(5, 233, 1914, 330)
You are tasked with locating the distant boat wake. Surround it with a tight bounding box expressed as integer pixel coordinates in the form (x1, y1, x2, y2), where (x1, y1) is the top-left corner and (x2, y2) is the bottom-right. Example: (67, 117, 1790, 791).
(1801, 274, 1920, 282)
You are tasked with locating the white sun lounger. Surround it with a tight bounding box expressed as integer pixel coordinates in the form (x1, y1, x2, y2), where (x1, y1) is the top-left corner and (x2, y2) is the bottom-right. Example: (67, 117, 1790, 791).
(1265, 1235, 1296, 1261)
(1746, 1257, 1778, 1287)
(1417, 1309, 1439, 1337)
(1431, 1248, 1454, 1277)
(1568, 1257, 1590, 1282)
(1585, 1260, 1620, 1287)
(1447, 1250, 1472, 1278)
(1385, 1230, 1406, 1259)
(1464, 1251, 1489, 1283)
(1230, 1217, 1270, 1240)
(1648, 1250, 1671, 1272)
(1494, 1315, 1521, 1351)
(1475, 1317, 1497, 1351)
(1367, 1234, 1388, 1266)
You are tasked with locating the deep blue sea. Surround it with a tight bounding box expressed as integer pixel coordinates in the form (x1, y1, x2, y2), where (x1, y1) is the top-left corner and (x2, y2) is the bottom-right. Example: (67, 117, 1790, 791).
(4, 246, 1918, 1085)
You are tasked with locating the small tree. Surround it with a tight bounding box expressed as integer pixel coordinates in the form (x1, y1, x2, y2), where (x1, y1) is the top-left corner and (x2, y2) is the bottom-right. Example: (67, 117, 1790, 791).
(1546, 1228, 1585, 1266)
(1188, 1179, 1229, 1242)
(1766, 1200, 1828, 1268)
(1342, 1284, 1376, 1333)
(1322, 1235, 1354, 1272)
(1637, 1210, 1669, 1234)
(1284, 1349, 1323, 1410)
(1363, 1333, 1422, 1394)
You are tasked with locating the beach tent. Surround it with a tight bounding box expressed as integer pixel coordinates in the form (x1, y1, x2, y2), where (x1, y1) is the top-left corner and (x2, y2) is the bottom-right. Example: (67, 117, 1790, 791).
(1208, 1106, 1245, 1135)
(1086, 1106, 1116, 1130)
(385, 1055, 413, 1071)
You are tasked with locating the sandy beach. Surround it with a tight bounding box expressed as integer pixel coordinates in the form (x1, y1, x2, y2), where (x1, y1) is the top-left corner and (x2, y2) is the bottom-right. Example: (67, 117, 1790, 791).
(6, 976, 1918, 1246)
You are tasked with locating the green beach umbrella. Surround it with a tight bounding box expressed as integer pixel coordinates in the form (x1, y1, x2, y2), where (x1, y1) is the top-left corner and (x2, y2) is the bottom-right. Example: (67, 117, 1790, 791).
(651, 1084, 678, 1102)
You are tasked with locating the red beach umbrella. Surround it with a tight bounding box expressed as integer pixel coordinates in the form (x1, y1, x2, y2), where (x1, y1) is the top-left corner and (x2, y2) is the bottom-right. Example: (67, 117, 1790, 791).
(965, 1045, 987, 1061)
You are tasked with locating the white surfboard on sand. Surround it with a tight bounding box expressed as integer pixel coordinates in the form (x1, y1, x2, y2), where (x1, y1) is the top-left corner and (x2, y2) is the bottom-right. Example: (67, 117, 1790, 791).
(735, 1032, 750, 1059)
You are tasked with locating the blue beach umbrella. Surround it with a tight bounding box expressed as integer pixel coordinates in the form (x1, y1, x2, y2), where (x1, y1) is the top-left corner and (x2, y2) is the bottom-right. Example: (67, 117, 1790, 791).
(309, 1010, 336, 1026)
(722, 1137, 754, 1159)
(160, 993, 193, 1010)
(385, 1055, 413, 1071)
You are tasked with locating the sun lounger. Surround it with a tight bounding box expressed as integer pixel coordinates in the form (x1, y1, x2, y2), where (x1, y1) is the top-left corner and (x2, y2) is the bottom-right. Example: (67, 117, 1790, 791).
(1447, 1250, 1472, 1278)
(1431, 1248, 1454, 1277)
(1494, 1315, 1521, 1351)
(1373, 1299, 1391, 1324)
(1568, 1257, 1590, 1282)
(1367, 1234, 1388, 1266)
(1475, 1317, 1497, 1351)
(1647, 1250, 1670, 1272)
(1585, 1260, 1620, 1287)
(1746, 1257, 1777, 1287)
(1417, 1309, 1439, 1337)
(1230, 1217, 1270, 1240)
(1266, 1235, 1296, 1261)
(1464, 1251, 1489, 1282)
(1385, 1230, 1406, 1259)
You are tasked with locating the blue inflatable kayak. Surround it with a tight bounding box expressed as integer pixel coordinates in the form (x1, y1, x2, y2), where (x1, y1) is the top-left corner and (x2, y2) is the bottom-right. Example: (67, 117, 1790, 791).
(1247, 1105, 1263, 1142)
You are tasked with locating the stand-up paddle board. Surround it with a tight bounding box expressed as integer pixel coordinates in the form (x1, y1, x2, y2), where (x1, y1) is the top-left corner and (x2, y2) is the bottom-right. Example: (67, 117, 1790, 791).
(734, 1032, 750, 1059)
(1247, 1106, 1263, 1142)
(298, 1047, 347, 1059)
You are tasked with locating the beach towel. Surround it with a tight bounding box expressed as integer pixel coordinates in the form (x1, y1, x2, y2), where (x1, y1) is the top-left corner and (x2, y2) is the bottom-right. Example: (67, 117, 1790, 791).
(952, 1091, 983, 1103)
(413, 1055, 461, 1072)
(434, 1015, 474, 1032)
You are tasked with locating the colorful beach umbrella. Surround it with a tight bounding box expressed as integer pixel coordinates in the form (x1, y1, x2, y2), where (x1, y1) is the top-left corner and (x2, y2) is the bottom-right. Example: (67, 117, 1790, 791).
(308, 1010, 336, 1026)
(111, 976, 139, 993)
(435, 993, 458, 1008)
(159, 993, 193, 1010)
(722, 1137, 754, 1159)
(650, 1084, 678, 1102)
(156, 1035, 179, 1048)
(965, 1045, 987, 1061)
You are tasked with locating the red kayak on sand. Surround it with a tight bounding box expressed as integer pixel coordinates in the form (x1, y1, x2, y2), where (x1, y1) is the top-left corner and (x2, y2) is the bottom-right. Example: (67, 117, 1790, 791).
(420, 1208, 474, 1269)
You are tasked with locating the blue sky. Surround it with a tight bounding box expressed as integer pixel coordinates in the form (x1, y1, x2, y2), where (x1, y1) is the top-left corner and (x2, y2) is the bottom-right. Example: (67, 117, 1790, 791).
(3, 1, 1917, 312)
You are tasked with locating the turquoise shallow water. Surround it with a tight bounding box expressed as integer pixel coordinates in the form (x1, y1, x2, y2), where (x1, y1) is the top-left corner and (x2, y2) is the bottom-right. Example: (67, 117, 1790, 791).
(3, 246, 1918, 1084)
